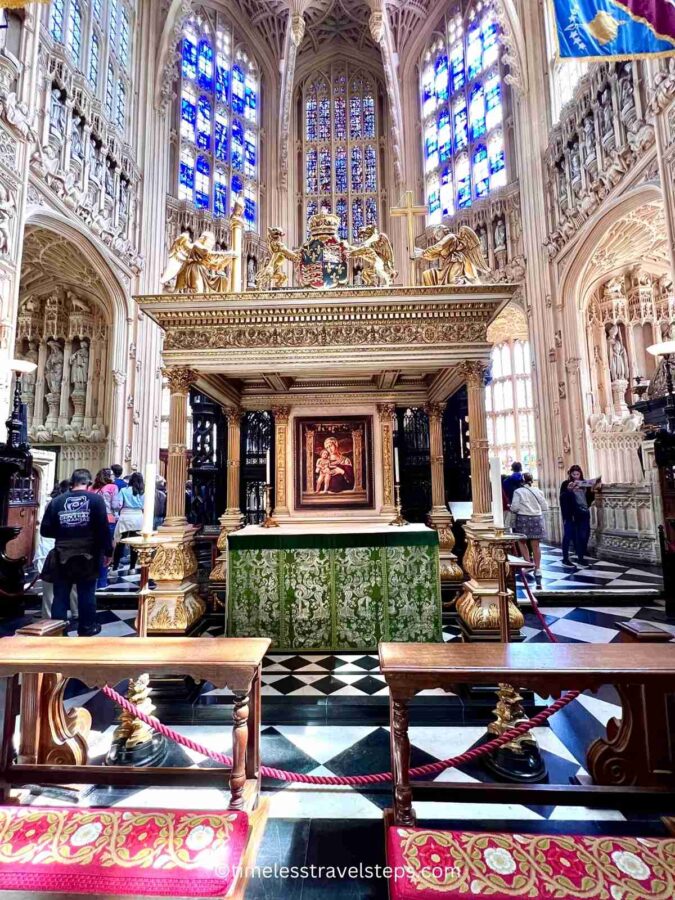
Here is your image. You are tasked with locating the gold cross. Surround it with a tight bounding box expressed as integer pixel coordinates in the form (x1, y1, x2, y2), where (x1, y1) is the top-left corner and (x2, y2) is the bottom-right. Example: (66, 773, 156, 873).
(390, 191, 427, 259)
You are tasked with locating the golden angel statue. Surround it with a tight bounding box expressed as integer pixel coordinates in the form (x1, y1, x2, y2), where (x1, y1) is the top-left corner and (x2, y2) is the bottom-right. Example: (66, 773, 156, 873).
(161, 231, 236, 293)
(349, 225, 397, 287)
(418, 225, 489, 286)
(255, 227, 299, 290)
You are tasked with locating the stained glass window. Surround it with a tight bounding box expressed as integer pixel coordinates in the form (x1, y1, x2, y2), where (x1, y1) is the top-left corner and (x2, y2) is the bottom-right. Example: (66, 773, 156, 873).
(66, 1, 82, 63)
(116, 80, 126, 130)
(487, 339, 537, 478)
(120, 9, 130, 69)
(89, 32, 100, 88)
(421, 2, 507, 222)
(105, 62, 115, 116)
(178, 13, 259, 225)
(50, 0, 66, 41)
(302, 64, 379, 240)
(93, 0, 102, 21)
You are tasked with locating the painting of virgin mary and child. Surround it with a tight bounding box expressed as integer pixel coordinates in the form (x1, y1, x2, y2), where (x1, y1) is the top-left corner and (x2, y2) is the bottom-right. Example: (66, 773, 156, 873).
(295, 416, 373, 510)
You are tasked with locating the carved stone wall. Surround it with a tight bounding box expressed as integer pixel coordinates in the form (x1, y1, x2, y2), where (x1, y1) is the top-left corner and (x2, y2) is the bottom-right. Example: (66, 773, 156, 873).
(591, 483, 660, 565)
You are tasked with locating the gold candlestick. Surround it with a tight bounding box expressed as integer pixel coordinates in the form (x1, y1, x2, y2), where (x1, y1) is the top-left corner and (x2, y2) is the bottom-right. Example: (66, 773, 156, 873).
(260, 483, 280, 528)
(389, 484, 408, 527)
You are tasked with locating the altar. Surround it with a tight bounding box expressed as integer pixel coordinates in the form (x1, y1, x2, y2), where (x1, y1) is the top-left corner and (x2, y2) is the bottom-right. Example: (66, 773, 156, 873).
(226, 523, 441, 651)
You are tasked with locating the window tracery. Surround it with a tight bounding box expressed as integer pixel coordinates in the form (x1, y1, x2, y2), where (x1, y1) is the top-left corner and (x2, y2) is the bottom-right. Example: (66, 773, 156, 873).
(420, 0, 506, 224)
(486, 340, 537, 478)
(178, 10, 260, 227)
(45, 0, 134, 136)
(300, 64, 381, 240)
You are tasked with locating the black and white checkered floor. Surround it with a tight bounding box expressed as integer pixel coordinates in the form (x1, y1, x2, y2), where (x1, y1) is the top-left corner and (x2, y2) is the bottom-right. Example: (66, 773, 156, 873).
(7, 545, 672, 898)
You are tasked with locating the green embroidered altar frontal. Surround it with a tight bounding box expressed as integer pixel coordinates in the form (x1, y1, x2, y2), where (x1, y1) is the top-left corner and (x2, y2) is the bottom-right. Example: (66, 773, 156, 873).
(226, 525, 442, 651)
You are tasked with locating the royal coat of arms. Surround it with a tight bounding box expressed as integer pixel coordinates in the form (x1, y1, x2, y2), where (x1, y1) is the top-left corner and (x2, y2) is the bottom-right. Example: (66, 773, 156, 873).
(297, 213, 349, 289)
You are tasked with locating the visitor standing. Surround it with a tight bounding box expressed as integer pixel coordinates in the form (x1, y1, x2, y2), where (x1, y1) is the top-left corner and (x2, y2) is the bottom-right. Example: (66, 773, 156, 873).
(36, 480, 77, 617)
(560, 465, 597, 567)
(40, 468, 112, 636)
(111, 464, 127, 491)
(510, 473, 548, 586)
(112, 471, 145, 572)
(92, 468, 119, 588)
(154, 476, 167, 530)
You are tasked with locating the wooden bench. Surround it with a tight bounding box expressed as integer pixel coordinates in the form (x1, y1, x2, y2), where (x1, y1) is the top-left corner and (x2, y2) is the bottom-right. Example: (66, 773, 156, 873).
(0, 634, 270, 898)
(380, 642, 675, 900)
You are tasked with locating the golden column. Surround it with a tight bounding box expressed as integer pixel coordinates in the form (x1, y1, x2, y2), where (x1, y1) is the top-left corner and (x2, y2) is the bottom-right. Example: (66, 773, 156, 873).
(229, 197, 245, 294)
(272, 406, 291, 518)
(377, 403, 397, 515)
(149, 366, 204, 634)
(210, 408, 243, 587)
(164, 366, 196, 525)
(426, 402, 462, 583)
(456, 361, 523, 638)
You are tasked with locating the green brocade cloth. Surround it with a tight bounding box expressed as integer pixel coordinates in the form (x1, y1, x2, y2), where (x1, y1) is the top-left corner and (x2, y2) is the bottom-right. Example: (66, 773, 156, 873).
(226, 526, 442, 651)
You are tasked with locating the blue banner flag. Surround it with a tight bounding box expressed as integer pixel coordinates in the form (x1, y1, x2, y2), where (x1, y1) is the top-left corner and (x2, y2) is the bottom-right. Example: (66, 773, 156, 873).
(552, 0, 675, 60)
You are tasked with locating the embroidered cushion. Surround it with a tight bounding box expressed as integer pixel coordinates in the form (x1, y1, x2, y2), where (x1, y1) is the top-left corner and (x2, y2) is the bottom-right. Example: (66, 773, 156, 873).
(387, 826, 675, 899)
(0, 807, 249, 897)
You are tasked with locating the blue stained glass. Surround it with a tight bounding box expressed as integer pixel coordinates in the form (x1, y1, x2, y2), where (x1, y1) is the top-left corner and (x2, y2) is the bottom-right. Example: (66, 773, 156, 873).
(350, 96, 362, 139)
(467, 25, 482, 80)
(450, 43, 465, 92)
(441, 167, 454, 216)
(89, 32, 100, 88)
(453, 99, 468, 149)
(351, 198, 364, 238)
(336, 197, 348, 239)
(351, 147, 362, 192)
(110, 0, 119, 40)
(67, 1, 82, 64)
(182, 37, 197, 80)
(456, 159, 471, 208)
(306, 96, 317, 140)
(319, 148, 331, 193)
(179, 155, 195, 194)
(334, 96, 346, 139)
(489, 135, 506, 188)
(232, 66, 245, 114)
(49, 0, 65, 41)
(365, 146, 377, 192)
(232, 174, 243, 195)
(93, 0, 102, 21)
(425, 124, 438, 165)
(363, 94, 375, 138)
(245, 195, 256, 224)
(470, 84, 486, 139)
(198, 39, 213, 90)
(306, 200, 318, 233)
(216, 61, 229, 102)
(318, 97, 330, 140)
(181, 91, 196, 141)
(428, 188, 440, 216)
(422, 66, 435, 117)
(196, 96, 212, 150)
(231, 119, 243, 170)
(485, 77, 502, 130)
(195, 156, 210, 209)
(481, 17, 499, 69)
(434, 54, 449, 102)
(473, 144, 489, 198)
(306, 148, 318, 193)
(335, 147, 347, 192)
(245, 82, 257, 121)
(244, 133, 256, 177)
(365, 196, 377, 226)
(214, 179, 227, 217)
(215, 112, 228, 160)
(438, 109, 451, 162)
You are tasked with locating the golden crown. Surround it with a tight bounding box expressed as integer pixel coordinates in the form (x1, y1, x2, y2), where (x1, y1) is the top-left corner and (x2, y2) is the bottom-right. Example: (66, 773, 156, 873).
(308, 212, 340, 239)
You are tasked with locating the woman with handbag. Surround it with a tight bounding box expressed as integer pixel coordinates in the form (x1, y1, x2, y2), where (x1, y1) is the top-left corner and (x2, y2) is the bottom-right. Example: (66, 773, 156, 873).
(112, 471, 145, 572)
(510, 473, 549, 587)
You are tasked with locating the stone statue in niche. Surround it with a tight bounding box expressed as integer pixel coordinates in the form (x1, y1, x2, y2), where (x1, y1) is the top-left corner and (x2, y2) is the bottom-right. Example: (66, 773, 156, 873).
(70, 342, 90, 388)
(619, 67, 635, 116)
(556, 164, 567, 206)
(19, 341, 38, 396)
(583, 116, 596, 158)
(600, 86, 614, 137)
(247, 256, 256, 288)
(493, 218, 506, 251)
(477, 225, 489, 260)
(606, 324, 628, 382)
(569, 142, 581, 180)
(45, 340, 64, 394)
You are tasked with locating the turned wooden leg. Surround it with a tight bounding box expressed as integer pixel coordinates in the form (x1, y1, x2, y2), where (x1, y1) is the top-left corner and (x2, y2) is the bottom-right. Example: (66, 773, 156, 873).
(0, 676, 18, 803)
(246, 669, 261, 782)
(390, 697, 414, 826)
(230, 689, 250, 809)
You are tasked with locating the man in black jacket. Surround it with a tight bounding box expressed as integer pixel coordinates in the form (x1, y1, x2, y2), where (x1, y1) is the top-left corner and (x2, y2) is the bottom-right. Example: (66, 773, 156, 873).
(40, 468, 113, 636)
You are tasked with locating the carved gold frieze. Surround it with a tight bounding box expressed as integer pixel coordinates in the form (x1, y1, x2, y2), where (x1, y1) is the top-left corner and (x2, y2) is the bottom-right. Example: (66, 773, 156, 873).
(149, 542, 198, 582)
(145, 590, 206, 634)
(463, 537, 500, 581)
(455, 587, 525, 631)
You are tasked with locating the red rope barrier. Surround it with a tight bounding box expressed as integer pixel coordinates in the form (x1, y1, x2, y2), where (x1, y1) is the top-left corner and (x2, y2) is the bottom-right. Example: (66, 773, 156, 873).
(100, 569, 579, 785)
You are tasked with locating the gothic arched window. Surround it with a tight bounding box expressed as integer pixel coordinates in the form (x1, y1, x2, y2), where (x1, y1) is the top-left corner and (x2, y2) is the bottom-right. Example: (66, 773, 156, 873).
(420, 1, 506, 224)
(486, 339, 537, 478)
(178, 10, 260, 227)
(46, 0, 134, 136)
(300, 64, 381, 240)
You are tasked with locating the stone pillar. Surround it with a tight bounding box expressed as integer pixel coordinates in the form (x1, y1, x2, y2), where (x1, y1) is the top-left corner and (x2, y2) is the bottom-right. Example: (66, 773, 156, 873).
(272, 406, 291, 517)
(223, 407, 243, 529)
(229, 201, 244, 294)
(611, 378, 629, 417)
(426, 402, 462, 583)
(461, 361, 491, 525)
(163, 366, 195, 526)
(31, 340, 48, 431)
(57, 339, 72, 430)
(377, 403, 396, 515)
